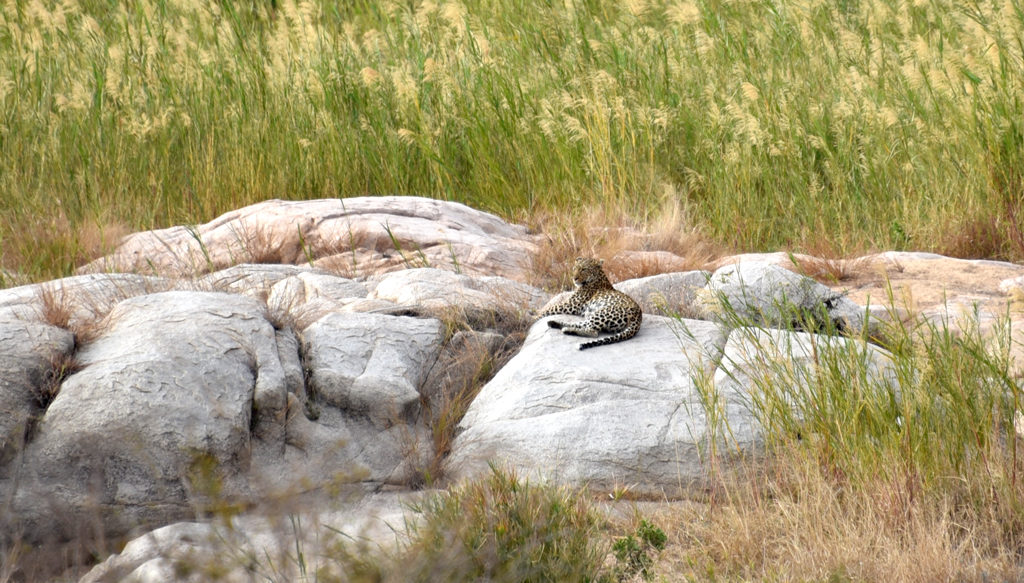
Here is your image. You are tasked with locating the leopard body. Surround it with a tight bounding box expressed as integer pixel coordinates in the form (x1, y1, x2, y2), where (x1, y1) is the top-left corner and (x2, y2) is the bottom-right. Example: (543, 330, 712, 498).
(538, 257, 642, 350)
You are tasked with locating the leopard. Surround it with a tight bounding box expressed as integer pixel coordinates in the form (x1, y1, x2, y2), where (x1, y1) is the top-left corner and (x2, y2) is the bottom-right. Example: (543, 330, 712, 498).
(538, 257, 643, 350)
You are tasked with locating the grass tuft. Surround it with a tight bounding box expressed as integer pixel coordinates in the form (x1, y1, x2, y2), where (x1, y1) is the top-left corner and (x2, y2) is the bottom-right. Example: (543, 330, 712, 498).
(395, 465, 609, 583)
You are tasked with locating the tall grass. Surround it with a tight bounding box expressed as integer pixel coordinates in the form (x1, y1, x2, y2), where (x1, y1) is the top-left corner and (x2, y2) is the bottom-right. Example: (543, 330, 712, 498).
(733, 311, 1022, 497)
(1, 0, 1023, 282)
(679, 303, 1024, 580)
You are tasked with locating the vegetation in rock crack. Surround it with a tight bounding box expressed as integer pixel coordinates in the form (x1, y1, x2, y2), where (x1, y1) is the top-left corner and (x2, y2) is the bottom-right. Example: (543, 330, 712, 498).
(418, 304, 530, 484)
(3, 1, 1024, 282)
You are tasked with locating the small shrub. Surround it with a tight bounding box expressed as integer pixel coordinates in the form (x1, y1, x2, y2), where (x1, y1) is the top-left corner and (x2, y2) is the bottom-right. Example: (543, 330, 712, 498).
(790, 254, 866, 285)
(35, 284, 112, 345)
(608, 519, 667, 582)
(394, 465, 608, 583)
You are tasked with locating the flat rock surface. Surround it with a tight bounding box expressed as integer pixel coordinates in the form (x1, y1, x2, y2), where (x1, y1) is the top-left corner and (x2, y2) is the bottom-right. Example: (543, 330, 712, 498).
(370, 267, 547, 317)
(448, 315, 730, 496)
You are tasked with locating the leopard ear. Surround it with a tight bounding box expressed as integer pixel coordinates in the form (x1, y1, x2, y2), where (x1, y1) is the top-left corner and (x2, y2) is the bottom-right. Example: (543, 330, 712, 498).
(597, 258, 604, 266)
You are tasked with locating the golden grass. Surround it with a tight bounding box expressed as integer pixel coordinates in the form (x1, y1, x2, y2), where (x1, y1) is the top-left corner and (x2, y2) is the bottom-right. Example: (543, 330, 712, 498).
(790, 254, 870, 284)
(3, 0, 1022, 283)
(648, 443, 1024, 582)
(528, 199, 724, 291)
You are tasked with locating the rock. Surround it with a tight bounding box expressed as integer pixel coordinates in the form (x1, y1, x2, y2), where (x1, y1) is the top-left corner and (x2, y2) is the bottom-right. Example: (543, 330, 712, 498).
(0, 273, 171, 329)
(841, 252, 1024, 316)
(273, 327, 313, 419)
(695, 261, 867, 334)
(268, 271, 369, 306)
(1000, 274, 1024, 295)
(251, 311, 454, 492)
(6, 291, 290, 544)
(447, 315, 730, 496)
(266, 270, 373, 329)
(710, 251, 817, 271)
(614, 270, 710, 316)
(3, 290, 444, 546)
(80, 197, 538, 281)
(300, 312, 445, 427)
(369, 268, 546, 324)
(193, 263, 323, 298)
(9, 192, 1024, 572)
(0, 316, 74, 468)
(80, 492, 424, 583)
(448, 314, 900, 497)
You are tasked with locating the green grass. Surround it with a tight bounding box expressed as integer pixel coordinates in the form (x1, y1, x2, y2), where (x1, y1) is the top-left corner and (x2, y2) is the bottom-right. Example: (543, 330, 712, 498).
(393, 465, 611, 583)
(721, 309, 1021, 495)
(670, 299, 1024, 580)
(2, 0, 1023, 281)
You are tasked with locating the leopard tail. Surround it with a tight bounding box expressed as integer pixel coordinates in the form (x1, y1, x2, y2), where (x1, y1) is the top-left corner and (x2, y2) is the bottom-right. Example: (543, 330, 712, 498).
(578, 313, 642, 350)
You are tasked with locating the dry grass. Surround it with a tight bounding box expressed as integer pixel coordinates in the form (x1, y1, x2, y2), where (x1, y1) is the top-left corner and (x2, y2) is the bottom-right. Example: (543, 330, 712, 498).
(647, 444, 1024, 582)
(35, 284, 105, 345)
(0, 536, 112, 583)
(32, 352, 82, 412)
(35, 284, 75, 331)
(790, 254, 871, 284)
(528, 200, 725, 292)
(230, 220, 305, 266)
(1, 214, 128, 285)
(34, 281, 143, 346)
(21, 351, 85, 449)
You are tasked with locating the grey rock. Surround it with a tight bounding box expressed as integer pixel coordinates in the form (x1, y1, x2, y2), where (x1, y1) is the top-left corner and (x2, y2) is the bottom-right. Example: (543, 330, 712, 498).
(193, 263, 323, 298)
(266, 271, 371, 329)
(0, 273, 171, 328)
(6, 291, 290, 543)
(1000, 274, 1024, 294)
(695, 261, 868, 333)
(713, 327, 899, 439)
(370, 268, 546, 322)
(0, 316, 74, 468)
(614, 270, 710, 316)
(80, 491, 425, 583)
(80, 197, 538, 281)
(301, 312, 445, 427)
(447, 315, 729, 496)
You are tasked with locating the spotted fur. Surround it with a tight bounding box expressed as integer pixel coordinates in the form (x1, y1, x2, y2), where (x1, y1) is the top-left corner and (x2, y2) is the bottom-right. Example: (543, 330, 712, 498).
(538, 257, 642, 350)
